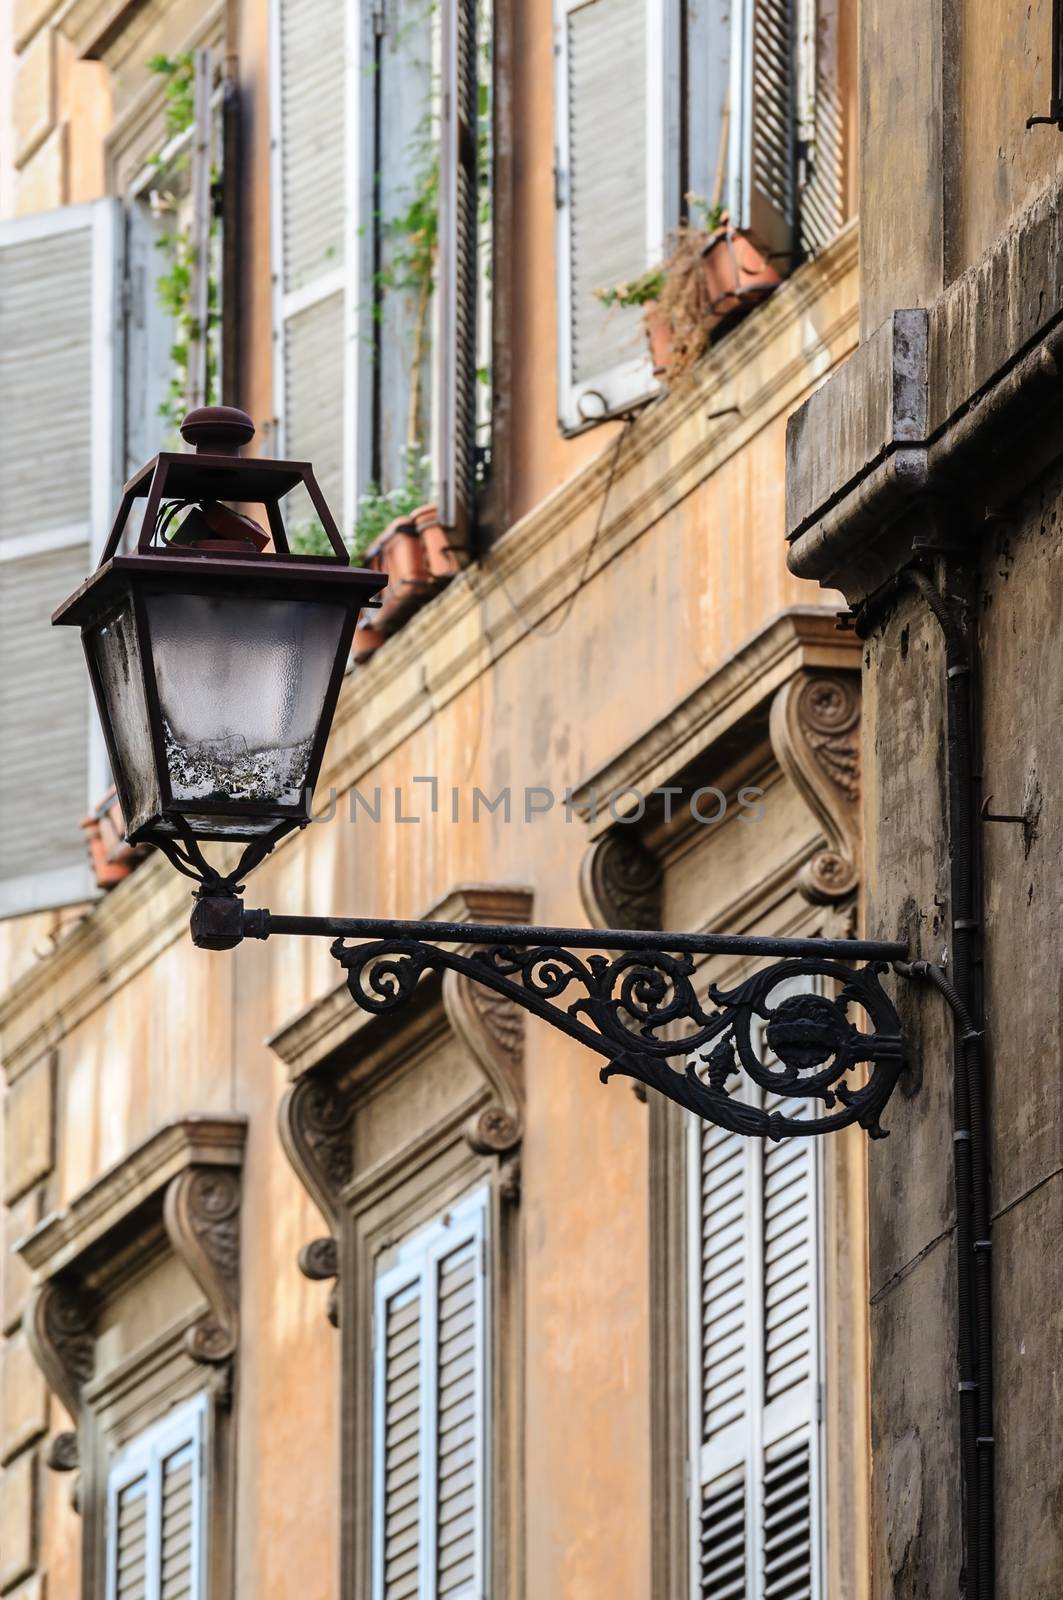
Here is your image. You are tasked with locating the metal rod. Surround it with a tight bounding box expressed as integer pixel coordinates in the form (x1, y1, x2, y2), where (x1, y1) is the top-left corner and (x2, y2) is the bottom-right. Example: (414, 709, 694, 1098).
(244, 909, 907, 962)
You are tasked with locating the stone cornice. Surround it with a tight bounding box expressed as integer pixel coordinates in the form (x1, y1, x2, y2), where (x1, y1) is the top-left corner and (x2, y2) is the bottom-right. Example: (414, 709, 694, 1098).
(18, 1114, 246, 1280)
(572, 607, 860, 835)
(56, 0, 148, 59)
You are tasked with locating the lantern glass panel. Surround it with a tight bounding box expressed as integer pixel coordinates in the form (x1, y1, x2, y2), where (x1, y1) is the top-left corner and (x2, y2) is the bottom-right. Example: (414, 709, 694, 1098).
(87, 602, 160, 835)
(143, 592, 347, 814)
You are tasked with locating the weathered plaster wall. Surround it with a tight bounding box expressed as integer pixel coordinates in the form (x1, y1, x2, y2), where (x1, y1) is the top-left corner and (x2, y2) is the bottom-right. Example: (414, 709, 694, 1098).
(858, 0, 1063, 336)
(0, 4, 865, 1595)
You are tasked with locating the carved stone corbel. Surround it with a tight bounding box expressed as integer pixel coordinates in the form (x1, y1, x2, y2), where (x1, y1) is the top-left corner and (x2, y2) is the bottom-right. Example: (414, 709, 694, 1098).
(278, 1073, 358, 1326)
(163, 1166, 241, 1365)
(769, 670, 862, 906)
(24, 1281, 96, 1473)
(579, 830, 663, 930)
(444, 968, 524, 1160)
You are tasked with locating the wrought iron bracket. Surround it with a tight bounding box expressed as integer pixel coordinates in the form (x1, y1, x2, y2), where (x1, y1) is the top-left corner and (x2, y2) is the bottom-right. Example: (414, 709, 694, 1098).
(191, 897, 912, 1141)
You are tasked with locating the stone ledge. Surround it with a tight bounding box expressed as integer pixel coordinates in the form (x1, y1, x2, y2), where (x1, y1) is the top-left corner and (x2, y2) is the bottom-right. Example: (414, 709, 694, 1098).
(786, 177, 1063, 599)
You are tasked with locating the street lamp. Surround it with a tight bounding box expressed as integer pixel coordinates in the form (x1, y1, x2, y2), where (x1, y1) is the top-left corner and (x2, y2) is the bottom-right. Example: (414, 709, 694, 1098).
(53, 407, 385, 888)
(54, 410, 913, 1140)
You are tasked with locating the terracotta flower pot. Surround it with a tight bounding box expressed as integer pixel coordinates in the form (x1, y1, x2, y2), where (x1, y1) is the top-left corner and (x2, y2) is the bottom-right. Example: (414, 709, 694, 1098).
(352, 618, 391, 664)
(644, 302, 674, 375)
(81, 787, 149, 889)
(412, 504, 464, 581)
(700, 224, 782, 318)
(366, 515, 436, 631)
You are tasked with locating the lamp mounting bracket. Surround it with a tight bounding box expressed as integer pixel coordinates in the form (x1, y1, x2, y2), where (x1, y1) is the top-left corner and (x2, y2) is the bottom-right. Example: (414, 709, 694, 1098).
(190, 897, 911, 1140)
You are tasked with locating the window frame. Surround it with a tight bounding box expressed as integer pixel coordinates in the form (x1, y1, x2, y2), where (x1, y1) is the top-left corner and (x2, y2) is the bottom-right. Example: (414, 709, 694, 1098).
(370, 1184, 491, 1600)
(552, 0, 680, 434)
(104, 1393, 209, 1600)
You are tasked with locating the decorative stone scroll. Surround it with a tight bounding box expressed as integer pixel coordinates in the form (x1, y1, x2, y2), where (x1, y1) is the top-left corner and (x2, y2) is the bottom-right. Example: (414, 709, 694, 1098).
(770, 670, 862, 905)
(164, 1166, 242, 1365)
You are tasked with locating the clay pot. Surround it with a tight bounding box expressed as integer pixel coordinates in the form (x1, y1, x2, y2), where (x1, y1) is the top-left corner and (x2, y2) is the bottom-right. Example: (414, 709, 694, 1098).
(81, 787, 149, 890)
(413, 504, 464, 581)
(644, 302, 674, 375)
(366, 515, 436, 631)
(701, 223, 782, 318)
(352, 618, 391, 664)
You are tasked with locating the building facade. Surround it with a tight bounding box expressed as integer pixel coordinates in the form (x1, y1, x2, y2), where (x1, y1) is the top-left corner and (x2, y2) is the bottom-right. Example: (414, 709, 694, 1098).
(0, 1, 913, 1598)
(786, 5, 1063, 1597)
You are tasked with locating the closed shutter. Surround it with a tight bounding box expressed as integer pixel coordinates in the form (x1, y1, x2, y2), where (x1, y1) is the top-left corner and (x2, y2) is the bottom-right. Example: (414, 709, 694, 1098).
(106, 1397, 207, 1600)
(270, 0, 347, 525)
(435, 0, 481, 543)
(794, 0, 846, 256)
(373, 1189, 489, 1600)
(0, 200, 120, 918)
(689, 978, 823, 1599)
(114, 1475, 150, 1600)
(553, 0, 679, 431)
(382, 1281, 423, 1598)
(728, 0, 796, 264)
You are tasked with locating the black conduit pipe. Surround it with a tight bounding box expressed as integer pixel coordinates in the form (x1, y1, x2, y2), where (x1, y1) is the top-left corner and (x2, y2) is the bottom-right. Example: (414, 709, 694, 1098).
(876, 564, 994, 1600)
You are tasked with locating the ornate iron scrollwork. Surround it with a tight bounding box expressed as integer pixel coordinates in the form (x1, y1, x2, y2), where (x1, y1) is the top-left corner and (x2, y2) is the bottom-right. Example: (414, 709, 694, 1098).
(332, 937, 905, 1140)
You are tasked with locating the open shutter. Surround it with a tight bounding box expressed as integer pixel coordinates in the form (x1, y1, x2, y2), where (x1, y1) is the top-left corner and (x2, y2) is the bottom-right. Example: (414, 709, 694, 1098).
(435, 0, 481, 542)
(794, 0, 846, 256)
(0, 200, 120, 918)
(271, 0, 347, 523)
(373, 1189, 489, 1600)
(690, 977, 824, 1599)
(553, 0, 678, 431)
(729, 0, 796, 263)
(106, 1397, 207, 1600)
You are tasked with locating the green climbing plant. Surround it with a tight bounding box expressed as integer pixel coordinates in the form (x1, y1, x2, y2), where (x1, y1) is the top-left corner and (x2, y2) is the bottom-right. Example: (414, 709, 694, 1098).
(289, 452, 432, 560)
(146, 53, 221, 432)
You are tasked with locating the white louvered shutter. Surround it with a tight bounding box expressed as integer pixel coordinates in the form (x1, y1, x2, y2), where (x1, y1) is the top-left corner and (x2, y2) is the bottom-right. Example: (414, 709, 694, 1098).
(106, 1397, 207, 1600)
(728, 0, 796, 264)
(435, 0, 481, 543)
(0, 201, 120, 918)
(794, 0, 846, 256)
(553, 0, 679, 431)
(271, 0, 347, 525)
(373, 1189, 489, 1600)
(689, 977, 824, 1599)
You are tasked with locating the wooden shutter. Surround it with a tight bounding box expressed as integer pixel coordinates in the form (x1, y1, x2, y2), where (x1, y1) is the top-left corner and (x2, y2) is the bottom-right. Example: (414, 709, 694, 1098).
(114, 1474, 150, 1600)
(435, 0, 481, 542)
(382, 1281, 423, 1599)
(0, 200, 120, 918)
(693, 1121, 752, 1596)
(270, 0, 347, 522)
(794, 0, 846, 256)
(689, 977, 823, 1599)
(373, 1189, 489, 1600)
(553, 0, 679, 431)
(106, 1397, 207, 1600)
(729, 0, 796, 263)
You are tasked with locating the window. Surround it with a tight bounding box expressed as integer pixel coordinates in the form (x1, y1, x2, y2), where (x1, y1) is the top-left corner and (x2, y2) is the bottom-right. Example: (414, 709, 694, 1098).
(271, 0, 489, 546)
(121, 50, 225, 489)
(106, 1396, 208, 1600)
(688, 978, 824, 1597)
(0, 200, 121, 917)
(372, 1188, 489, 1600)
(553, 0, 846, 430)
